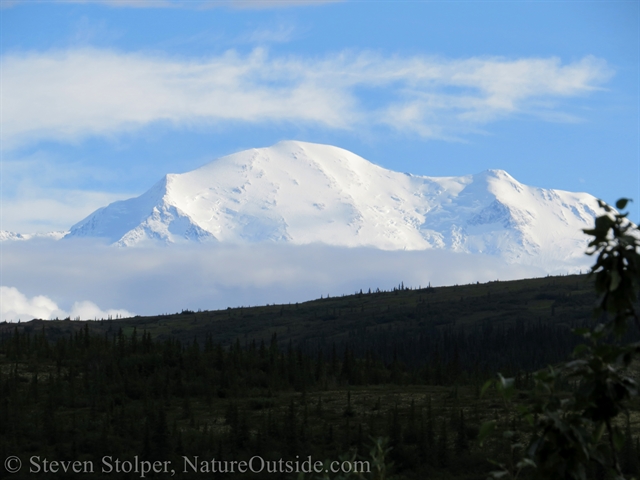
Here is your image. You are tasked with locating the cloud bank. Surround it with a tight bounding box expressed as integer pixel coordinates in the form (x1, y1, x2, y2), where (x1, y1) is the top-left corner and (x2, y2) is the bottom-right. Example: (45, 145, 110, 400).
(1, 239, 566, 322)
(1, 48, 612, 149)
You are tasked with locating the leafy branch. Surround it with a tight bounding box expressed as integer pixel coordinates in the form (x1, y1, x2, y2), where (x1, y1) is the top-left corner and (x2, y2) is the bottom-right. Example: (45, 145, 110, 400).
(480, 198, 640, 480)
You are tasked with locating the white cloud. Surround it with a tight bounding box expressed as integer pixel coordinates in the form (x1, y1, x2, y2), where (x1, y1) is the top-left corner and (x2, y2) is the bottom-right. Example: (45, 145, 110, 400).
(68, 300, 132, 320)
(1, 48, 613, 149)
(0, 286, 65, 321)
(0, 286, 133, 322)
(2, 240, 560, 319)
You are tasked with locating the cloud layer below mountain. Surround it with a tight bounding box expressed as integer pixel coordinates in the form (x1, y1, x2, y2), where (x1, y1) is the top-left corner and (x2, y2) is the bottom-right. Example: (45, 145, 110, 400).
(1, 239, 569, 322)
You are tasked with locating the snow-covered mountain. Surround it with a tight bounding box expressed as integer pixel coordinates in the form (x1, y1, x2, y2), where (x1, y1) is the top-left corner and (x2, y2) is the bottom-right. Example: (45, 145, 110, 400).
(65, 141, 600, 271)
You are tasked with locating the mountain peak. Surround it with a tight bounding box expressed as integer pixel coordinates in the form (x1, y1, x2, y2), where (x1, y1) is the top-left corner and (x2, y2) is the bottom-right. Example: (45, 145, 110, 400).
(63, 141, 602, 272)
(473, 169, 518, 183)
(483, 168, 510, 177)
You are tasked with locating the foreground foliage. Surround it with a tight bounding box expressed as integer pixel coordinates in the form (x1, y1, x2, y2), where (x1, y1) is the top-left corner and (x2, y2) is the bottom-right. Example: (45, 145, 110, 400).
(482, 199, 640, 480)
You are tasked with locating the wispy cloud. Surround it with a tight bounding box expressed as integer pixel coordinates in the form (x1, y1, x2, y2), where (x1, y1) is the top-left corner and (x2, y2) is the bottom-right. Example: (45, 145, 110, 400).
(238, 24, 296, 44)
(1, 48, 613, 149)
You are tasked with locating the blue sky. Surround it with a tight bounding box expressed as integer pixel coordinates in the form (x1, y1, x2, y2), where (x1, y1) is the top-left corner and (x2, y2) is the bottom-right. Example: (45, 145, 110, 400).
(2, 0, 638, 233)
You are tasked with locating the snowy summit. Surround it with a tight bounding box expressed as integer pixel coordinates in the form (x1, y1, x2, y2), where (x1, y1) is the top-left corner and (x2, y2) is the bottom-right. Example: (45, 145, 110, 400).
(65, 141, 600, 272)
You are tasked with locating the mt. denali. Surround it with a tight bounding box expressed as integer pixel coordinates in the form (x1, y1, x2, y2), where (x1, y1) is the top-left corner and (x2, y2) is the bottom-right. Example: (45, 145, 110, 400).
(65, 141, 601, 271)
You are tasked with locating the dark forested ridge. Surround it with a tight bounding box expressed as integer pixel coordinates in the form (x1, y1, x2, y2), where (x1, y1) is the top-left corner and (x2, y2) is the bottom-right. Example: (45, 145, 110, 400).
(2, 274, 639, 479)
(0, 274, 606, 376)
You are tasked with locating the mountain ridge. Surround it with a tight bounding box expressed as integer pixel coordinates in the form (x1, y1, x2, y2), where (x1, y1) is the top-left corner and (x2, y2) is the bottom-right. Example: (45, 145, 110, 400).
(9, 141, 602, 273)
